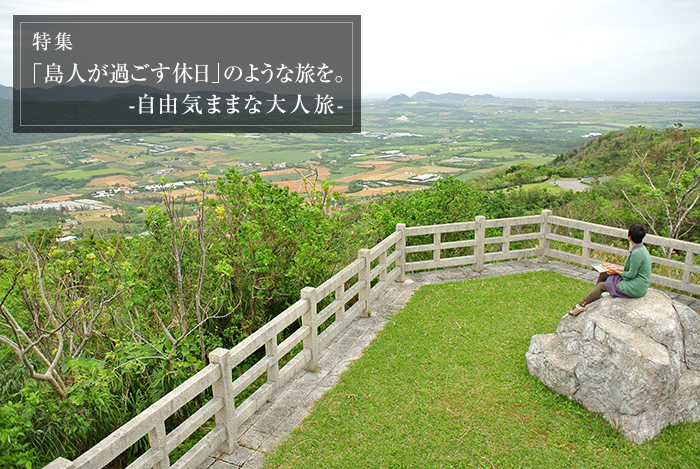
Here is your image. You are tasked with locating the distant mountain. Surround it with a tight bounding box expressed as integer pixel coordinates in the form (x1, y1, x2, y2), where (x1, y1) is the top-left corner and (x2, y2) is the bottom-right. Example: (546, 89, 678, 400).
(411, 91, 440, 101)
(386, 93, 412, 103)
(444, 92, 496, 101)
(386, 91, 498, 103)
(0, 99, 77, 145)
(0, 84, 12, 100)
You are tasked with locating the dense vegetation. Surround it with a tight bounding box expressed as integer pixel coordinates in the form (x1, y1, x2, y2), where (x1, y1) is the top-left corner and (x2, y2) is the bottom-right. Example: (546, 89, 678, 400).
(0, 125, 698, 467)
(479, 126, 700, 243)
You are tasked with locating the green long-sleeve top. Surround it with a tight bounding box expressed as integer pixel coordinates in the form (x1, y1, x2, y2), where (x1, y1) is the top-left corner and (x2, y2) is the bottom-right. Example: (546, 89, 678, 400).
(617, 243, 651, 298)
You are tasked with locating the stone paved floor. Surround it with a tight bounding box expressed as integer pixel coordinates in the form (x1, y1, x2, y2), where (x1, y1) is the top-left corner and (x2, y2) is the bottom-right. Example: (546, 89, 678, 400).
(197, 260, 700, 468)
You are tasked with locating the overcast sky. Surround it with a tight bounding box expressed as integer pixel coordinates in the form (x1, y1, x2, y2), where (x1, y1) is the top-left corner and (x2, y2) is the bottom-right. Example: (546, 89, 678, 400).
(2, 0, 700, 100)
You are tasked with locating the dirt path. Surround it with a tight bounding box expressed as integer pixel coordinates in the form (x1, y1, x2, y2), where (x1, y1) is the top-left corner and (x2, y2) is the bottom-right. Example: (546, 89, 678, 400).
(549, 179, 589, 192)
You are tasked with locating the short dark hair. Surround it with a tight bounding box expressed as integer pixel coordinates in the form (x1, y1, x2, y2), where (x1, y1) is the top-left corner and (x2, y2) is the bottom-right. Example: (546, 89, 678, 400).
(628, 223, 646, 244)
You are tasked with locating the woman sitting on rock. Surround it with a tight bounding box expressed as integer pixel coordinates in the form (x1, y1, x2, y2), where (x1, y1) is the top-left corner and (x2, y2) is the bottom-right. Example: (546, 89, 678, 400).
(570, 223, 652, 316)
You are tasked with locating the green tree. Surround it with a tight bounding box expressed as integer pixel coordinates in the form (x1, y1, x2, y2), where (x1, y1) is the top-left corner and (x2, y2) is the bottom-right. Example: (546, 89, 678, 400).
(370, 177, 489, 237)
(212, 169, 358, 331)
(0, 232, 130, 398)
(620, 138, 700, 252)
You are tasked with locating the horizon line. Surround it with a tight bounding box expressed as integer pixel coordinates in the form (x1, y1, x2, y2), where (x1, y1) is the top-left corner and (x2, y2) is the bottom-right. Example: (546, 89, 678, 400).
(2, 83, 700, 102)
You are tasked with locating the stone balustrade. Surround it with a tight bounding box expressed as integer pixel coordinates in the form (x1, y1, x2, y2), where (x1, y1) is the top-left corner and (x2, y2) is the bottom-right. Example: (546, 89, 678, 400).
(45, 211, 700, 469)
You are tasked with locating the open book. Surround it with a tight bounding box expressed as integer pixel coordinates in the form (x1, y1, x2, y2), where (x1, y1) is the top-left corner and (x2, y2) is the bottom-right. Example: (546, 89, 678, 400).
(592, 263, 618, 273)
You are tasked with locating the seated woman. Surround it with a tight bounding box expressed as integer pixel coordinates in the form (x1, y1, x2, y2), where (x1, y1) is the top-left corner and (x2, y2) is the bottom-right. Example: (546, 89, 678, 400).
(570, 223, 651, 316)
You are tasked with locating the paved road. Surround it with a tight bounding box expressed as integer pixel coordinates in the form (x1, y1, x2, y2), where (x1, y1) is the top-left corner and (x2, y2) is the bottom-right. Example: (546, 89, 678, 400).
(549, 179, 589, 192)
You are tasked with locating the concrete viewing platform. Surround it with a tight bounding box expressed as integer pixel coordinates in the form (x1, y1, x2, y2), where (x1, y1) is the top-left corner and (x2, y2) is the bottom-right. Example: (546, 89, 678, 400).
(198, 260, 700, 469)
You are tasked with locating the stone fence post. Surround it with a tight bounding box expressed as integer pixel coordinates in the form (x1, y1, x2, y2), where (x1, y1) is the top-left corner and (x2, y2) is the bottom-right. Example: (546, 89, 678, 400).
(683, 251, 694, 284)
(474, 216, 486, 272)
(358, 248, 371, 317)
(538, 210, 552, 264)
(301, 287, 318, 371)
(396, 223, 406, 282)
(209, 348, 238, 454)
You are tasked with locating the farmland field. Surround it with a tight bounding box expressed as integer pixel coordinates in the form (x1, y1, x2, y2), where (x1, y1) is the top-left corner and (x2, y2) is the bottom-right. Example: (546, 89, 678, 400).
(1, 96, 699, 239)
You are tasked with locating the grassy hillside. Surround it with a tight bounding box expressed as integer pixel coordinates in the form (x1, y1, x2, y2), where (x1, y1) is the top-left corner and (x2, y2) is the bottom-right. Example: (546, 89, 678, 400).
(470, 125, 700, 243)
(552, 125, 700, 177)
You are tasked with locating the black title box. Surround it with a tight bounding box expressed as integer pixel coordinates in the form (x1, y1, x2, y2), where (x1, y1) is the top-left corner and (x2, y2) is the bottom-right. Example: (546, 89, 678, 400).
(14, 15, 361, 133)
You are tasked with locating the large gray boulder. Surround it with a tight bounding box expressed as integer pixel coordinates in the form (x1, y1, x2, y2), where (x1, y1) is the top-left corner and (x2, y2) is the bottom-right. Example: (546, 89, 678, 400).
(526, 289, 700, 444)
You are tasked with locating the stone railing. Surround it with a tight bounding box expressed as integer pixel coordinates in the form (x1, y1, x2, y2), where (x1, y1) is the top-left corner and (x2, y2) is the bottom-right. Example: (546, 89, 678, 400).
(401, 211, 700, 296)
(45, 212, 700, 469)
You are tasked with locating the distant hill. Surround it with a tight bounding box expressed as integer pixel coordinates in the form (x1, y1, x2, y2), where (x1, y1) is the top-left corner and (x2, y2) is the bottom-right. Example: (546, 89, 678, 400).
(387, 91, 497, 103)
(411, 91, 441, 101)
(0, 99, 77, 145)
(0, 84, 12, 100)
(386, 93, 412, 103)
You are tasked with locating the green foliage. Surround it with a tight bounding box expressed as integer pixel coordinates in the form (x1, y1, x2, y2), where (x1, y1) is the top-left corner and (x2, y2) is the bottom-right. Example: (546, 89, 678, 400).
(0, 167, 375, 467)
(212, 169, 362, 329)
(552, 126, 700, 178)
(347, 180, 364, 193)
(0, 344, 207, 468)
(549, 127, 700, 243)
(0, 169, 44, 193)
(479, 162, 556, 191)
(36, 176, 89, 190)
(370, 177, 489, 237)
(486, 187, 575, 218)
(556, 188, 629, 227)
(0, 401, 35, 469)
(0, 100, 78, 146)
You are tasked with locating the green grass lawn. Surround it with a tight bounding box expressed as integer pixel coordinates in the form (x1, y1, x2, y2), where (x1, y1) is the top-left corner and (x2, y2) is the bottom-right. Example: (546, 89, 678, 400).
(265, 271, 700, 468)
(519, 181, 570, 193)
(455, 171, 485, 182)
